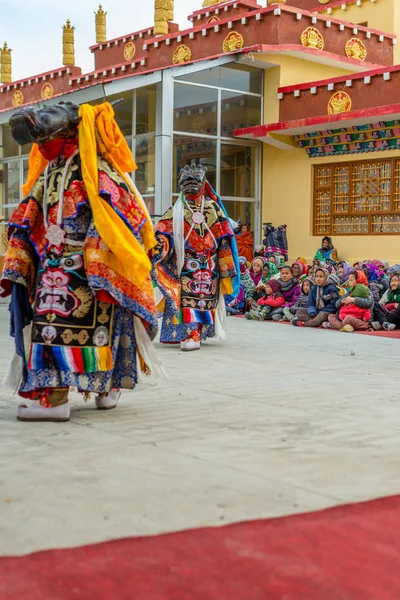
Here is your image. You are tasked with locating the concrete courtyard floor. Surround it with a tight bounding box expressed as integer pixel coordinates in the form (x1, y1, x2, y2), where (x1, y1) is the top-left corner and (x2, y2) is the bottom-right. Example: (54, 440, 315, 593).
(0, 304, 400, 557)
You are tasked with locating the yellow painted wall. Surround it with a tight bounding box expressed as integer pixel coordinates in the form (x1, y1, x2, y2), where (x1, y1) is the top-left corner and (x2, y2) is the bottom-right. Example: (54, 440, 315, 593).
(262, 54, 353, 87)
(320, 0, 400, 63)
(262, 146, 400, 264)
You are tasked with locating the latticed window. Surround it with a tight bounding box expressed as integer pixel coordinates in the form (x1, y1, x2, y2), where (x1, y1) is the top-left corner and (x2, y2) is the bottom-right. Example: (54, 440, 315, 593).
(314, 159, 400, 235)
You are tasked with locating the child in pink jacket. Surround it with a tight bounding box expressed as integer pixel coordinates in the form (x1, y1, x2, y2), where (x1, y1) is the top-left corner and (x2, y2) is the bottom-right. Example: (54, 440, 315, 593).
(245, 279, 285, 321)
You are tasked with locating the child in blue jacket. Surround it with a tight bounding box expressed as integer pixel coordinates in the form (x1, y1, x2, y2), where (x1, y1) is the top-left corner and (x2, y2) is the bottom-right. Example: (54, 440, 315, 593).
(292, 268, 339, 328)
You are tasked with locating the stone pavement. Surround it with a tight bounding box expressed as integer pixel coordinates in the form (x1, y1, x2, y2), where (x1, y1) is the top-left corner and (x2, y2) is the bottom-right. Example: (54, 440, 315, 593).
(0, 304, 400, 557)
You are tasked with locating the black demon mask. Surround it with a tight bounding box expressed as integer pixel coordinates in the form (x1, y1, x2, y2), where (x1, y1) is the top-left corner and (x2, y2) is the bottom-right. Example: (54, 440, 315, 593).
(178, 162, 207, 196)
(9, 101, 80, 146)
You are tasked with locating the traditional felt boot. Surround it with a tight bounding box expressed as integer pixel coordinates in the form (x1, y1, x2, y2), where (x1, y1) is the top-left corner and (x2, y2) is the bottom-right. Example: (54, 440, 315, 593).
(181, 329, 201, 351)
(17, 392, 70, 423)
(95, 389, 121, 410)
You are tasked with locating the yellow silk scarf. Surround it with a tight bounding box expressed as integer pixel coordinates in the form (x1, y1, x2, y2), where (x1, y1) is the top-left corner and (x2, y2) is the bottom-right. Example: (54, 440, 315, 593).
(22, 102, 156, 285)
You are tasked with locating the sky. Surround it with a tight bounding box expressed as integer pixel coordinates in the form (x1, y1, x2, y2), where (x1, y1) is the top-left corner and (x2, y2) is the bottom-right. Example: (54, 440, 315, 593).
(0, 0, 205, 81)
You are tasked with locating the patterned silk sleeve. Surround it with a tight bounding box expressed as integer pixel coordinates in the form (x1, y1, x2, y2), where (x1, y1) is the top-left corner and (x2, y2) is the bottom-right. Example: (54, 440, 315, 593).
(0, 225, 37, 300)
(218, 236, 237, 280)
(152, 232, 173, 266)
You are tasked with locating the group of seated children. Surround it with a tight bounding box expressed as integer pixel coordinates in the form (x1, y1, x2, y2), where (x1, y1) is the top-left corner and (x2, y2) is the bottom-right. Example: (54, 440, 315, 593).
(227, 237, 400, 333)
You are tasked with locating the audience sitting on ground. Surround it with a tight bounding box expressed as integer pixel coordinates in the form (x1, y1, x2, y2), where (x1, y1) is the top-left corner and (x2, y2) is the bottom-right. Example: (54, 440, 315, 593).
(254, 245, 265, 258)
(282, 277, 314, 323)
(246, 279, 284, 321)
(292, 267, 339, 328)
(269, 266, 301, 322)
(325, 281, 373, 332)
(226, 236, 400, 334)
(249, 257, 265, 286)
(372, 273, 400, 331)
(314, 236, 338, 265)
(291, 259, 308, 282)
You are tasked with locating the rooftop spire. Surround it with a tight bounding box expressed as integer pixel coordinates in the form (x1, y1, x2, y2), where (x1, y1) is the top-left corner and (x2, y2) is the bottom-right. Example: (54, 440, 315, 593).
(62, 19, 75, 66)
(95, 5, 107, 44)
(1, 42, 12, 84)
(154, 0, 174, 36)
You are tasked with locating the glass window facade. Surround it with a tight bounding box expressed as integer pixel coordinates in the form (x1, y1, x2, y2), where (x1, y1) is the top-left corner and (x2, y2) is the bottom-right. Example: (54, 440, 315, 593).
(173, 64, 262, 234)
(173, 136, 218, 191)
(176, 63, 263, 95)
(174, 85, 218, 135)
(0, 63, 263, 252)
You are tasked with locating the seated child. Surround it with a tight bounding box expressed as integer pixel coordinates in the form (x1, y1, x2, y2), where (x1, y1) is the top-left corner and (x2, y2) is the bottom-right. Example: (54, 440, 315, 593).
(270, 265, 301, 321)
(246, 261, 279, 311)
(245, 279, 284, 321)
(254, 245, 265, 258)
(283, 277, 314, 322)
(239, 257, 255, 300)
(226, 287, 245, 316)
(292, 261, 307, 282)
(292, 267, 339, 327)
(373, 273, 400, 331)
(326, 284, 372, 332)
(249, 257, 265, 286)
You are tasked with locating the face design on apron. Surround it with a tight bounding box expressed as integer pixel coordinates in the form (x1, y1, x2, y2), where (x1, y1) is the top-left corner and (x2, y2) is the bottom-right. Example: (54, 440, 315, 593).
(181, 252, 219, 311)
(36, 253, 84, 318)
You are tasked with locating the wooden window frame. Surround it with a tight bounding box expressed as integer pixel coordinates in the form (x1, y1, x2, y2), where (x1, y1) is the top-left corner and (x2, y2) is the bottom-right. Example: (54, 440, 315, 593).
(313, 158, 400, 236)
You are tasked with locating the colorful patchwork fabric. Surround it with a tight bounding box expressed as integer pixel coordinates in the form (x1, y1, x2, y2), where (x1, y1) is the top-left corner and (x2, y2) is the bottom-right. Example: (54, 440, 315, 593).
(1, 152, 158, 396)
(85, 222, 158, 330)
(153, 191, 237, 343)
(20, 306, 139, 397)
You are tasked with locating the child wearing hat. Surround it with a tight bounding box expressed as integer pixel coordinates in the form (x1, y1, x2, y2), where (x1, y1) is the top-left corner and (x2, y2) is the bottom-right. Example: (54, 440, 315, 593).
(245, 279, 284, 321)
(292, 267, 338, 328)
(282, 277, 314, 322)
(326, 284, 372, 332)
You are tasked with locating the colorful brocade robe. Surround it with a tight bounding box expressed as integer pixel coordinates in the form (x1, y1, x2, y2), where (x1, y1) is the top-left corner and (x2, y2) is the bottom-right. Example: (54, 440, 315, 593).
(153, 189, 237, 343)
(0, 153, 157, 396)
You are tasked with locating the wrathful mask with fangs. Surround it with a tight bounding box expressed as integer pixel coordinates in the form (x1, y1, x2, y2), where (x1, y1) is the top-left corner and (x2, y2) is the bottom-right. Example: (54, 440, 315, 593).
(9, 101, 80, 146)
(178, 162, 207, 197)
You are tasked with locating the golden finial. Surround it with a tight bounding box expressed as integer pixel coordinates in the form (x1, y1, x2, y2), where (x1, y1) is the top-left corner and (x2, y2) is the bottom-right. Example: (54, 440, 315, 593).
(154, 0, 174, 36)
(62, 19, 75, 66)
(95, 5, 107, 44)
(1, 42, 12, 84)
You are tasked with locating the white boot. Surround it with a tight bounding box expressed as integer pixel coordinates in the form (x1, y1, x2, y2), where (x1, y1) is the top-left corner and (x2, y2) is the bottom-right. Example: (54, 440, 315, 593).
(180, 338, 201, 352)
(95, 389, 121, 410)
(17, 401, 71, 423)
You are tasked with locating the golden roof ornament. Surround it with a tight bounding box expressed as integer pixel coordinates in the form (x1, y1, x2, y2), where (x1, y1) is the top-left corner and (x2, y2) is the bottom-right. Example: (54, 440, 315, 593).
(63, 19, 75, 66)
(172, 44, 192, 64)
(124, 42, 136, 61)
(300, 27, 324, 51)
(222, 31, 244, 53)
(345, 38, 367, 61)
(1, 42, 12, 84)
(154, 0, 174, 36)
(327, 91, 352, 114)
(95, 5, 107, 44)
(12, 90, 24, 107)
(41, 83, 54, 101)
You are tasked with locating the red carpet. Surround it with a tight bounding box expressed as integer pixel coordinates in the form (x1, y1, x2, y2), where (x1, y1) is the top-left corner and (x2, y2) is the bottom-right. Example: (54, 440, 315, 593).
(1, 496, 400, 600)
